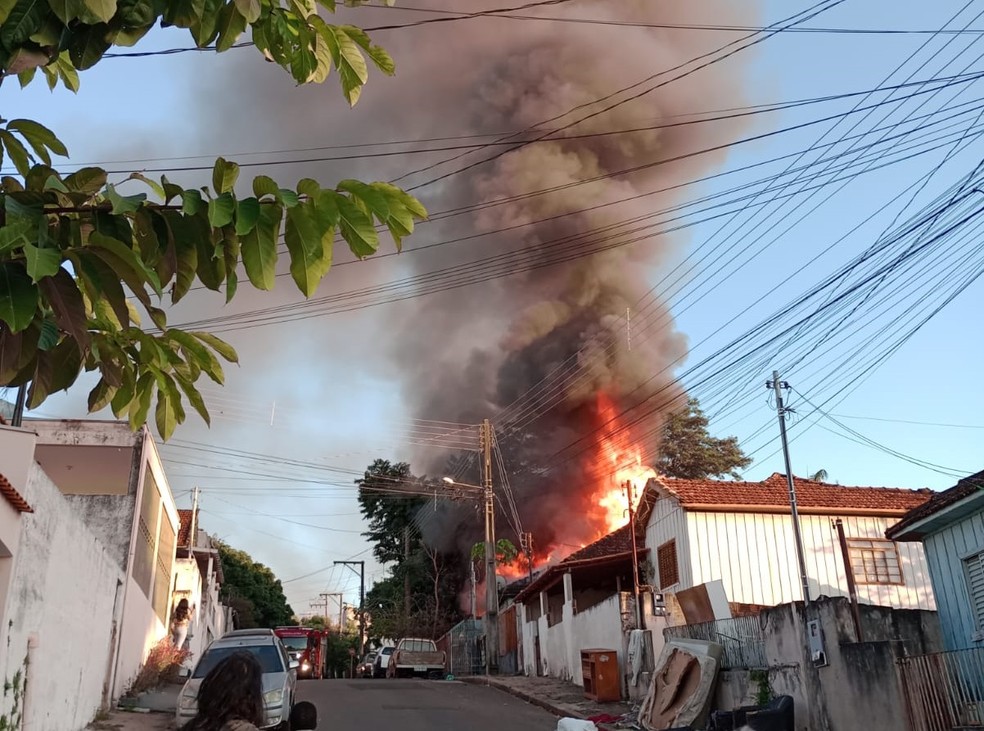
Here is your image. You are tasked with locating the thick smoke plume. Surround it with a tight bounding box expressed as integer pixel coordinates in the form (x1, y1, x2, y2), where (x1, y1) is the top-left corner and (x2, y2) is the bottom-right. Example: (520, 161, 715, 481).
(195, 0, 761, 561)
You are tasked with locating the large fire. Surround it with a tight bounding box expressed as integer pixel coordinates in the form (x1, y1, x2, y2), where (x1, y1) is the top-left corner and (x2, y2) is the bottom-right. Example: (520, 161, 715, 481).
(593, 393, 657, 535)
(497, 393, 656, 584)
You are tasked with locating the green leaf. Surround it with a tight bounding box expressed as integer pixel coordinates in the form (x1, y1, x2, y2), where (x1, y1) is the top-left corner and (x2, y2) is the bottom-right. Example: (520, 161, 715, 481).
(0, 0, 18, 23)
(38, 317, 58, 350)
(162, 0, 203, 28)
(240, 201, 280, 290)
(64, 166, 108, 194)
(232, 0, 257, 22)
(6, 120, 69, 161)
(82, 0, 116, 23)
(167, 330, 224, 384)
(154, 373, 182, 440)
(173, 234, 199, 302)
(23, 244, 61, 283)
(128, 172, 165, 200)
(55, 52, 81, 91)
(0, 262, 38, 333)
(189, 0, 221, 45)
(208, 192, 235, 227)
(253, 175, 279, 200)
(341, 23, 394, 75)
(234, 196, 260, 236)
(181, 188, 204, 216)
(17, 67, 36, 87)
(104, 184, 146, 214)
(191, 330, 238, 363)
(46, 337, 83, 394)
(87, 377, 117, 412)
(321, 25, 369, 106)
(129, 372, 154, 430)
(0, 0, 45, 47)
(173, 373, 210, 426)
(215, 0, 246, 51)
(284, 201, 326, 296)
(0, 219, 33, 255)
(334, 191, 378, 257)
(66, 22, 114, 70)
(309, 31, 332, 84)
(87, 230, 162, 296)
(74, 250, 130, 327)
(38, 268, 90, 348)
(0, 130, 32, 177)
(110, 371, 134, 417)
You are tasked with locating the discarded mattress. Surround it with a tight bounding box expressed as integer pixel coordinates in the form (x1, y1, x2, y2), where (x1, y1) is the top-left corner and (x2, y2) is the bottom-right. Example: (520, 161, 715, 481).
(639, 640, 722, 731)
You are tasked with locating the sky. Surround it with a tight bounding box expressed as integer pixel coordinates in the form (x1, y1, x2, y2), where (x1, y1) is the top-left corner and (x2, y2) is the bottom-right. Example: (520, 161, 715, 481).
(4, 0, 984, 614)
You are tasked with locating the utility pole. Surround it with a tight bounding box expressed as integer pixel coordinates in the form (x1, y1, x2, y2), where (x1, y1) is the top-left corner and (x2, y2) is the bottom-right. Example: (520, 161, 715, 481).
(520, 531, 534, 583)
(481, 418, 498, 674)
(625, 481, 643, 630)
(469, 561, 477, 619)
(317, 593, 331, 622)
(768, 371, 811, 605)
(189, 487, 200, 549)
(334, 561, 365, 656)
(403, 526, 411, 623)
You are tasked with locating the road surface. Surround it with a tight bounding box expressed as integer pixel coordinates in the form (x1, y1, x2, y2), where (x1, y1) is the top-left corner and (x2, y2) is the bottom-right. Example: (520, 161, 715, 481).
(297, 678, 559, 730)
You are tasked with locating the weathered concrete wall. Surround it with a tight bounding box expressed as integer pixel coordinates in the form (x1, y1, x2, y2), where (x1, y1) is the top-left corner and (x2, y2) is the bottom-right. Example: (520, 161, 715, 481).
(0, 461, 125, 731)
(114, 574, 167, 697)
(736, 597, 943, 731)
(568, 594, 625, 687)
(0, 426, 35, 640)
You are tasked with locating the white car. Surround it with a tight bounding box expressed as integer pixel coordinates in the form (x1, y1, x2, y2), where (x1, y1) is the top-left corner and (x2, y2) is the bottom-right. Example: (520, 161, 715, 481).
(176, 629, 298, 730)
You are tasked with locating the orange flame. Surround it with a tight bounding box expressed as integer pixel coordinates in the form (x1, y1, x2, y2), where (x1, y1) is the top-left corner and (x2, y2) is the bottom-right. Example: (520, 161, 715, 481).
(593, 393, 657, 536)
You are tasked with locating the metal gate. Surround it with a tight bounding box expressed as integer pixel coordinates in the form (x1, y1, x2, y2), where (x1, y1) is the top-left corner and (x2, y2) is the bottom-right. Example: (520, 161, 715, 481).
(443, 618, 485, 677)
(898, 647, 984, 731)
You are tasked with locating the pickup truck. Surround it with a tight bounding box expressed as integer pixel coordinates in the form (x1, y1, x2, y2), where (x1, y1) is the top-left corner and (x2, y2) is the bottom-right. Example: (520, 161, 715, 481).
(387, 638, 446, 679)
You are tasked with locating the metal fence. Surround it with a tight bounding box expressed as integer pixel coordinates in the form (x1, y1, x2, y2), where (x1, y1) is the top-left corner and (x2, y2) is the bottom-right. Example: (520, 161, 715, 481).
(663, 615, 767, 669)
(898, 647, 984, 731)
(442, 618, 486, 677)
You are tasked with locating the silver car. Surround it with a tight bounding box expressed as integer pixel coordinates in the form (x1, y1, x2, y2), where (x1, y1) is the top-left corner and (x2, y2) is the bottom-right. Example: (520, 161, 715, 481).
(176, 630, 298, 730)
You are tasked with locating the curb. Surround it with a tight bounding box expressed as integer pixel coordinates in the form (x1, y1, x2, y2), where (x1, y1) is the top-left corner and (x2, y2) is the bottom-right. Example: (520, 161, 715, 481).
(461, 676, 586, 720)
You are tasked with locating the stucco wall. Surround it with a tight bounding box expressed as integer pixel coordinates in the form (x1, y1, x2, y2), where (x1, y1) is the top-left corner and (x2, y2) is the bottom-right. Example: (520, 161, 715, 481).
(0, 462, 124, 731)
(568, 595, 626, 686)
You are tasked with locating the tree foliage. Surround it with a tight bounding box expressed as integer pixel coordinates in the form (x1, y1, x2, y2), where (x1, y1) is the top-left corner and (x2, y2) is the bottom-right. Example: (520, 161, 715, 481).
(217, 540, 294, 628)
(357, 459, 425, 565)
(0, 0, 426, 438)
(657, 397, 752, 480)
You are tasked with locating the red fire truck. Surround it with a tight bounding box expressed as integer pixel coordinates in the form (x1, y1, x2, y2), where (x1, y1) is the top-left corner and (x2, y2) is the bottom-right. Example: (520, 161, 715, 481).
(274, 627, 327, 679)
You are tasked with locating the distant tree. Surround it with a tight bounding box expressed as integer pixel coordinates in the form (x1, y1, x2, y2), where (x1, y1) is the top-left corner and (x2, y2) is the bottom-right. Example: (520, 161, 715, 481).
(306, 615, 328, 630)
(217, 541, 293, 628)
(470, 539, 519, 569)
(657, 397, 752, 480)
(357, 459, 426, 565)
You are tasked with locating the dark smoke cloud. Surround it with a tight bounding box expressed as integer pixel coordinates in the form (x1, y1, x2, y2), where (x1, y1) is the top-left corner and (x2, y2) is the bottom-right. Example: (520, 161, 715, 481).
(193, 0, 762, 559)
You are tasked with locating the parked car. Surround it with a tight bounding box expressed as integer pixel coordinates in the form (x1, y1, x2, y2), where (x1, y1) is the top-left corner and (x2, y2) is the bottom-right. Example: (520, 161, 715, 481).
(357, 652, 377, 678)
(176, 631, 298, 730)
(372, 646, 394, 678)
(387, 638, 445, 679)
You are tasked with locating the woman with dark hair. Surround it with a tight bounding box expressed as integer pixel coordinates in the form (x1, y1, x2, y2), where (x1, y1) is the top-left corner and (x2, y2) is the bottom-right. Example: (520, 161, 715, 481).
(180, 653, 265, 731)
(171, 598, 193, 649)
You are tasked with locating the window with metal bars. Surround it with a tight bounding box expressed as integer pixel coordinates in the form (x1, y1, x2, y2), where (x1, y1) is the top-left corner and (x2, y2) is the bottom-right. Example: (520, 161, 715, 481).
(657, 540, 679, 589)
(847, 538, 904, 585)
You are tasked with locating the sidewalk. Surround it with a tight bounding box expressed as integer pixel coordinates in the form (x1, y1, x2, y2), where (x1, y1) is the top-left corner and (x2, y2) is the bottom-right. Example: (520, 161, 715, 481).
(463, 674, 637, 728)
(87, 684, 180, 731)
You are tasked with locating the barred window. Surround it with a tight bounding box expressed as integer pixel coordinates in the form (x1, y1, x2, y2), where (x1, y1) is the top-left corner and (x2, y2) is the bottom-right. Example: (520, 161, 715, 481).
(847, 538, 903, 585)
(657, 540, 679, 589)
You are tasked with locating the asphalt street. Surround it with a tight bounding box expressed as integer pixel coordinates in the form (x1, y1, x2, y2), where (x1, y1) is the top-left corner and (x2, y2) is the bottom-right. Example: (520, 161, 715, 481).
(296, 678, 559, 730)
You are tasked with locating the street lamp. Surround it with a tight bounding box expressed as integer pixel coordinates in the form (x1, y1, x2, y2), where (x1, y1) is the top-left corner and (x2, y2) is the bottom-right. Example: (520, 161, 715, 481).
(442, 474, 497, 675)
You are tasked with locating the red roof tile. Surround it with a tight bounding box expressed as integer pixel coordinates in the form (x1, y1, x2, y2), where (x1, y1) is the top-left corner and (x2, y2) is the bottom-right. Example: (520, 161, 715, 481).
(0, 473, 32, 513)
(562, 525, 634, 564)
(178, 509, 193, 547)
(656, 473, 932, 515)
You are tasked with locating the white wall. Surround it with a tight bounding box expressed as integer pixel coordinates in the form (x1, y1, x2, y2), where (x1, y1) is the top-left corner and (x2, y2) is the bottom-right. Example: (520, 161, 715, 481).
(644, 495, 691, 591)
(568, 596, 626, 686)
(0, 461, 125, 731)
(114, 574, 167, 697)
(684, 511, 935, 610)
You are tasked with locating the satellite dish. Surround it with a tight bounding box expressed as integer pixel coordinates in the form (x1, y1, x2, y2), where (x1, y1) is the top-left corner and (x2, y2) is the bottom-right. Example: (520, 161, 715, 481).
(496, 575, 507, 592)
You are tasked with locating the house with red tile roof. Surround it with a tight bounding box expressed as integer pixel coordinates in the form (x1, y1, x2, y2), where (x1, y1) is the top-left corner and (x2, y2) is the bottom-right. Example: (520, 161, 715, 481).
(636, 472, 938, 611)
(510, 523, 653, 688)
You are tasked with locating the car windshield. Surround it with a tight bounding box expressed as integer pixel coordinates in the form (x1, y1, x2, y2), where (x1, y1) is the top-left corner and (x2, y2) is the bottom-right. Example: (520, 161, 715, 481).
(193, 645, 285, 678)
(278, 636, 309, 651)
(401, 639, 437, 652)
(380, 648, 393, 656)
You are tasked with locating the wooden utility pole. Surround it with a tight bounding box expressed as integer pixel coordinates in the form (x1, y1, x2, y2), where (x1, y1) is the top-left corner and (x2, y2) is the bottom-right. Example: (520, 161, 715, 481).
(481, 419, 498, 674)
(334, 561, 365, 656)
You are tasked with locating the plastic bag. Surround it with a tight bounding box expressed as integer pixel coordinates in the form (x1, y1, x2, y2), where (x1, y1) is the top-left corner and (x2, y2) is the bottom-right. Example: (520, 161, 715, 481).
(557, 719, 599, 731)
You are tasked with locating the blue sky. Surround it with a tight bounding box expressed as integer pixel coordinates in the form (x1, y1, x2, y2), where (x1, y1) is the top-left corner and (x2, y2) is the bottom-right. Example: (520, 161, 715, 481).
(4, 0, 983, 612)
